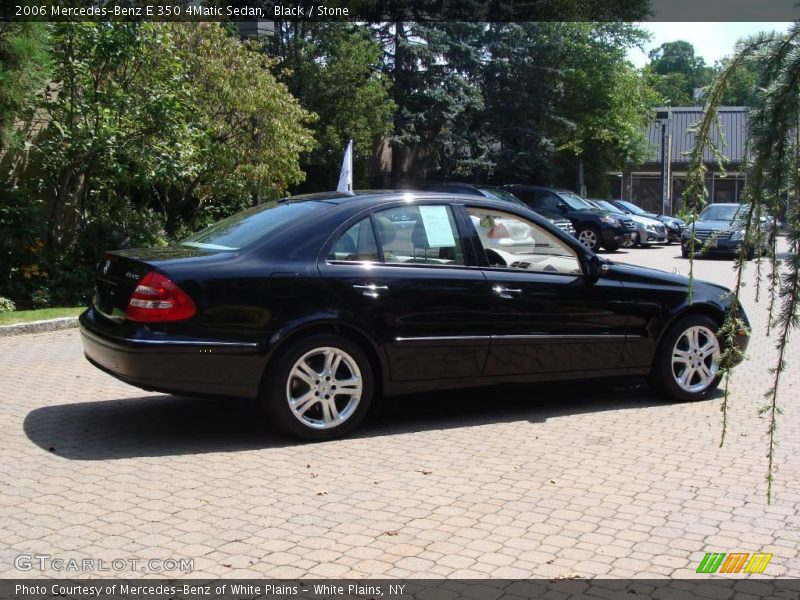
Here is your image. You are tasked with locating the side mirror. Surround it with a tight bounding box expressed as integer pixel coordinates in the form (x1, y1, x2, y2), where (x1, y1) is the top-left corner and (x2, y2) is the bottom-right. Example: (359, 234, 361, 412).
(556, 203, 568, 214)
(584, 255, 608, 283)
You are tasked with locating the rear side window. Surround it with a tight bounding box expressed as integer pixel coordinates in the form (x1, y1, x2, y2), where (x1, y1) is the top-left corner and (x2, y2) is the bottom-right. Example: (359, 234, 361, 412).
(181, 201, 323, 251)
(375, 205, 465, 266)
(327, 218, 379, 262)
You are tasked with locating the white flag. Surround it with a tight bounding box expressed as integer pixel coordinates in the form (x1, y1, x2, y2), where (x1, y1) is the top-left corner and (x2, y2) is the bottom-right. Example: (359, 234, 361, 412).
(336, 139, 353, 193)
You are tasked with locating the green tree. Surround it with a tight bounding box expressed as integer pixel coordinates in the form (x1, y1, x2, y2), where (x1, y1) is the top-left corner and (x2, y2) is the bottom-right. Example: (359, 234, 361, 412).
(34, 22, 314, 243)
(2, 22, 314, 307)
(553, 22, 654, 193)
(0, 22, 50, 152)
(272, 22, 393, 191)
(715, 56, 759, 105)
(371, 21, 490, 186)
(481, 22, 564, 184)
(167, 22, 315, 232)
(646, 40, 714, 106)
(34, 22, 194, 249)
(481, 22, 652, 193)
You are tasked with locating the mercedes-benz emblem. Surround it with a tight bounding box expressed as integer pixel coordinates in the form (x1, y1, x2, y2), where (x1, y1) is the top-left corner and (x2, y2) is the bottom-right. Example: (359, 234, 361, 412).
(102, 260, 111, 275)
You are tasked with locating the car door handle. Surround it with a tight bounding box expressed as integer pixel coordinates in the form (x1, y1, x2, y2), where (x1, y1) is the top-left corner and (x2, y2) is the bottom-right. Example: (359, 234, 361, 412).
(493, 285, 522, 299)
(353, 284, 389, 298)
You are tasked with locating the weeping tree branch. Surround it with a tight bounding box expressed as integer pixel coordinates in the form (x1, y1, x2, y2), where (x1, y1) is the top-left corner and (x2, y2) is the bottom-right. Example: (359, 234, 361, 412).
(683, 27, 800, 500)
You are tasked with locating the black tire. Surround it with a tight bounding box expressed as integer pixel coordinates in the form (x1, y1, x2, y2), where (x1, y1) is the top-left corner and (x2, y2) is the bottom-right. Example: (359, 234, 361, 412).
(633, 233, 642, 248)
(649, 314, 723, 402)
(260, 334, 374, 440)
(576, 226, 602, 251)
(681, 245, 689, 258)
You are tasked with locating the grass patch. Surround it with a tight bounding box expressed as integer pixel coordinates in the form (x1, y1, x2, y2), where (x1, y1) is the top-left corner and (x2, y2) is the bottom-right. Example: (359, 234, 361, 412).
(0, 306, 84, 325)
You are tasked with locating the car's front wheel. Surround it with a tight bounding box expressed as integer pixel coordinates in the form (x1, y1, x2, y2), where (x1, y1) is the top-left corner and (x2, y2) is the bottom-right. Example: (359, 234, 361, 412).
(577, 226, 601, 251)
(261, 334, 374, 440)
(650, 315, 722, 402)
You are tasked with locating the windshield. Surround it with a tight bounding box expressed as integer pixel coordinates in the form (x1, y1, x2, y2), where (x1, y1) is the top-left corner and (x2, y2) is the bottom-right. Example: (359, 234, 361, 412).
(181, 200, 324, 251)
(556, 191, 594, 210)
(615, 200, 647, 215)
(595, 200, 622, 213)
(698, 204, 742, 222)
(480, 188, 526, 206)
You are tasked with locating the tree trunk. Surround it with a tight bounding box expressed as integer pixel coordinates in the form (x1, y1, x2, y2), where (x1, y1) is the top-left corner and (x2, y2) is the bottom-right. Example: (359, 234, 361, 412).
(390, 22, 406, 188)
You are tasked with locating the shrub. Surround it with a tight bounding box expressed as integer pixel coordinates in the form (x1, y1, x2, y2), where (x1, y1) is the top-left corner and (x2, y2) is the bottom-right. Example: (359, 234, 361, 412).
(0, 296, 15, 312)
(31, 287, 51, 309)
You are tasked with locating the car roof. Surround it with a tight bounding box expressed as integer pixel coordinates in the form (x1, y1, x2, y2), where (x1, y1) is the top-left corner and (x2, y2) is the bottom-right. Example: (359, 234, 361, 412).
(503, 184, 574, 193)
(281, 190, 530, 210)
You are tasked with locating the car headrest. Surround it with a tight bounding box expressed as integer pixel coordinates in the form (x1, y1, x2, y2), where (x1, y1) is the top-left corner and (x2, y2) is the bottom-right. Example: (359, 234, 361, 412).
(334, 232, 356, 254)
(412, 219, 431, 249)
(375, 216, 396, 246)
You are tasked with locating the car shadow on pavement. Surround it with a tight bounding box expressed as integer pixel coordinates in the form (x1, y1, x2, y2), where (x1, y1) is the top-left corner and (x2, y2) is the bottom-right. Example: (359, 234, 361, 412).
(23, 379, 716, 460)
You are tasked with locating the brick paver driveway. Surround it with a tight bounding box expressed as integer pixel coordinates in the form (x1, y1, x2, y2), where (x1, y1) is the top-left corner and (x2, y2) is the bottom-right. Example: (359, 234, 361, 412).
(1, 241, 798, 579)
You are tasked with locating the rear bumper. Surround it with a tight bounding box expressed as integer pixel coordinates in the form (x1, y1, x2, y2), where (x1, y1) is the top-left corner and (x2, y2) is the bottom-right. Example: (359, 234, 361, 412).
(79, 310, 265, 399)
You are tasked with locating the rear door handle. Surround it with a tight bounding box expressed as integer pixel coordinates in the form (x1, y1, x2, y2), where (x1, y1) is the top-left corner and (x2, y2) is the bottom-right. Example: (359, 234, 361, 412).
(353, 284, 389, 298)
(493, 285, 522, 299)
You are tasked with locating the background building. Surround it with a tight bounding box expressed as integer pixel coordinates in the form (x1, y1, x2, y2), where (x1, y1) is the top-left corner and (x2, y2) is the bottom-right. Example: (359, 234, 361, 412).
(610, 107, 747, 214)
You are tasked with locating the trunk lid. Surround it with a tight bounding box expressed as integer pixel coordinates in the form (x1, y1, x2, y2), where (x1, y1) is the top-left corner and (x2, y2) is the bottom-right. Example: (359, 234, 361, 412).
(91, 246, 233, 323)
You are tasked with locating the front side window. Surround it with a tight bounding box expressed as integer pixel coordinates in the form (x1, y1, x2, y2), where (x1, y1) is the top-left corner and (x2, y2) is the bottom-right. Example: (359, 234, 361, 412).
(466, 207, 581, 275)
(375, 205, 465, 266)
(327, 218, 379, 262)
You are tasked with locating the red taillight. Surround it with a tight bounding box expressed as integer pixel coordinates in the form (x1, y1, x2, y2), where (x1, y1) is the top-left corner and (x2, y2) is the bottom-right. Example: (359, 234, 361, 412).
(488, 223, 510, 238)
(125, 271, 196, 323)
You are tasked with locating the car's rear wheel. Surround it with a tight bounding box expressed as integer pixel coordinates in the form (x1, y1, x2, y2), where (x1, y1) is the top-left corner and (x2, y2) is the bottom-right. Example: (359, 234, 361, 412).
(577, 226, 601, 251)
(649, 315, 722, 402)
(261, 334, 373, 440)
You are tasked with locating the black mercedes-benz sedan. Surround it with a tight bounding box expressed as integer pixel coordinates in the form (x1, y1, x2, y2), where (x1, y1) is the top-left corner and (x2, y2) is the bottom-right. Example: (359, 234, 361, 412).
(80, 191, 750, 440)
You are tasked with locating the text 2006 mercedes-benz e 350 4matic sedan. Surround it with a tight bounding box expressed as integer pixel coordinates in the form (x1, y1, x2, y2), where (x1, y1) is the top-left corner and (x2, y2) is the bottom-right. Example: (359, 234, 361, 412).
(80, 191, 750, 440)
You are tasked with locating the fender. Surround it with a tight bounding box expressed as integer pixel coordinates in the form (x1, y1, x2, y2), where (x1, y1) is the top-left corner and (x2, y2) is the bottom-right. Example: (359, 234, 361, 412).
(261, 311, 391, 386)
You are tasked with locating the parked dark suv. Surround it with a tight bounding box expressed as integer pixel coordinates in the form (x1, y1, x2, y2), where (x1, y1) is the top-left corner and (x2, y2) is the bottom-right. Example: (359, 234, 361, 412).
(504, 185, 633, 251)
(422, 183, 576, 236)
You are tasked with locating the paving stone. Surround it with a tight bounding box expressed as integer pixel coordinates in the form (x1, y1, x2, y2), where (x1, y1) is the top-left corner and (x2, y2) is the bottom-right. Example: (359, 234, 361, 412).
(0, 242, 797, 578)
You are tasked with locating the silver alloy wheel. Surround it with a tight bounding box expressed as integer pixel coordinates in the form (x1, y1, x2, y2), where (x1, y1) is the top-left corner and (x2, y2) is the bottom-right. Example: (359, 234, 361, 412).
(624, 233, 637, 248)
(578, 229, 598, 249)
(286, 346, 363, 430)
(671, 325, 720, 393)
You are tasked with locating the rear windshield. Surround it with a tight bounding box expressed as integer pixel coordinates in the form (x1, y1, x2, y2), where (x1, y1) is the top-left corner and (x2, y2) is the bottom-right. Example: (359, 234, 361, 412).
(480, 188, 526, 206)
(181, 201, 323, 251)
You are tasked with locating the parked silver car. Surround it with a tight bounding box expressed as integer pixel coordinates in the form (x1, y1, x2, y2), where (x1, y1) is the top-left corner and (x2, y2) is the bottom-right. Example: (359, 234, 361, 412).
(589, 199, 667, 246)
